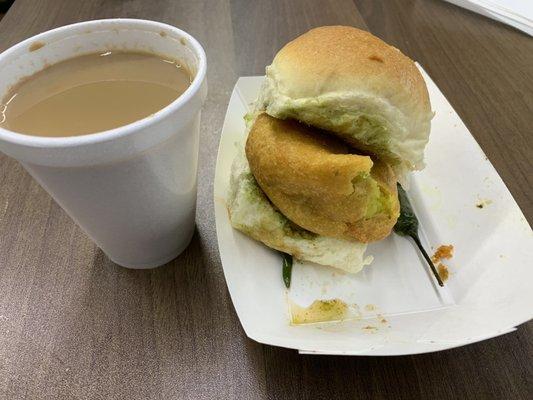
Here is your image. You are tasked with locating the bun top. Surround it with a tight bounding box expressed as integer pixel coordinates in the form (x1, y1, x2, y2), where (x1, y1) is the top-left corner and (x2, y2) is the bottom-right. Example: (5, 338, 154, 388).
(256, 26, 433, 179)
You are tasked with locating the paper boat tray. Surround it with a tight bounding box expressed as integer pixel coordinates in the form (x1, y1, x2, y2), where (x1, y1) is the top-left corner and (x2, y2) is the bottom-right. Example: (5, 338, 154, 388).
(213, 65, 533, 356)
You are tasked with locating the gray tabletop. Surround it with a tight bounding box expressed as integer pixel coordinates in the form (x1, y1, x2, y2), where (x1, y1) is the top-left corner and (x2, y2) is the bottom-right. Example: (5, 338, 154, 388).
(0, 0, 531, 399)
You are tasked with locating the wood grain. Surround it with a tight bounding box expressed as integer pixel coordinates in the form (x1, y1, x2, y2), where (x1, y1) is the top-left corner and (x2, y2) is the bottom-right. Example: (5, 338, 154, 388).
(0, 0, 531, 399)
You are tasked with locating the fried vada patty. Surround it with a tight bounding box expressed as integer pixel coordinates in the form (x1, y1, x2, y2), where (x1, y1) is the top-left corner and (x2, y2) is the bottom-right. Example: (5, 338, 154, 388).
(245, 114, 400, 243)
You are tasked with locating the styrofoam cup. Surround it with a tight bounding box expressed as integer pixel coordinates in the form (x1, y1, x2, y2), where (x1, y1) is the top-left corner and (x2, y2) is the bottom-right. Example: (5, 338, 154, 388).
(0, 19, 207, 268)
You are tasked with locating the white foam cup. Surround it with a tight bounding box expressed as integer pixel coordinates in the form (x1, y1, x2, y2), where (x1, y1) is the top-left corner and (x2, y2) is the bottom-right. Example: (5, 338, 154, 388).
(0, 19, 208, 268)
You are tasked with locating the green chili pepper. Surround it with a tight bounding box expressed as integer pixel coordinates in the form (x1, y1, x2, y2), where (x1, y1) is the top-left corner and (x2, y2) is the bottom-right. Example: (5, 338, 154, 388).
(281, 252, 293, 289)
(394, 184, 444, 287)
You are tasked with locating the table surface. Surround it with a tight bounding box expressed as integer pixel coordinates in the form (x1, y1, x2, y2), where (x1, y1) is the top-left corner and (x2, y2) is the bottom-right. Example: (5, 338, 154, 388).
(0, 0, 532, 399)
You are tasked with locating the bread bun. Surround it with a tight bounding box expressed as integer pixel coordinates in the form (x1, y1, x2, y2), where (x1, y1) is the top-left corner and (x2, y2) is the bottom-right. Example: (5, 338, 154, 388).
(256, 26, 433, 179)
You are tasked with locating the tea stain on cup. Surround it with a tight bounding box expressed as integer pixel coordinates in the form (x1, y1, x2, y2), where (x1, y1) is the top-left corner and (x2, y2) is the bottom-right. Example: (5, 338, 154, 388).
(29, 42, 45, 52)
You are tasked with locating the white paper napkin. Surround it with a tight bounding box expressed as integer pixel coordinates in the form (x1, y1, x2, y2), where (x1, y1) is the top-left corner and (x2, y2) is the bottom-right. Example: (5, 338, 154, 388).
(444, 0, 533, 36)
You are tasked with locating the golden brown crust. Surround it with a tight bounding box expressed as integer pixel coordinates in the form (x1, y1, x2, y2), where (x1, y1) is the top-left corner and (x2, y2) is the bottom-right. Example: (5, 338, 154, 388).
(271, 26, 430, 115)
(246, 114, 399, 243)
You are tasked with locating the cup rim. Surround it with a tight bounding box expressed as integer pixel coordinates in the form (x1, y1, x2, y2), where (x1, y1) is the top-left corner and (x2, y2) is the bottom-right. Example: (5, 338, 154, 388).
(0, 18, 207, 149)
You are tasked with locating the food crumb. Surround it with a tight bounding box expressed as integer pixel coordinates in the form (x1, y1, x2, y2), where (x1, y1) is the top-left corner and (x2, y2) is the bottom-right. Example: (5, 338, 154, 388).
(432, 245, 454, 263)
(476, 199, 492, 208)
(437, 264, 449, 282)
(377, 314, 388, 324)
(362, 325, 378, 331)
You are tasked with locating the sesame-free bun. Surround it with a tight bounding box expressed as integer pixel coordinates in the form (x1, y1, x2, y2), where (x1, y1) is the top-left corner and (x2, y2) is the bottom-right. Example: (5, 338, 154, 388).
(256, 26, 433, 179)
(246, 114, 399, 243)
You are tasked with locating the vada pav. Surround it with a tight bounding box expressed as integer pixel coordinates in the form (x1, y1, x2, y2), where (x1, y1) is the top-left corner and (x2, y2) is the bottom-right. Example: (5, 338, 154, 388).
(227, 26, 432, 273)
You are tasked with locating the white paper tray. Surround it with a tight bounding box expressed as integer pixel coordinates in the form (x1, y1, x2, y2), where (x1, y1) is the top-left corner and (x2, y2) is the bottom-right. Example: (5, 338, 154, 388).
(213, 65, 533, 355)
